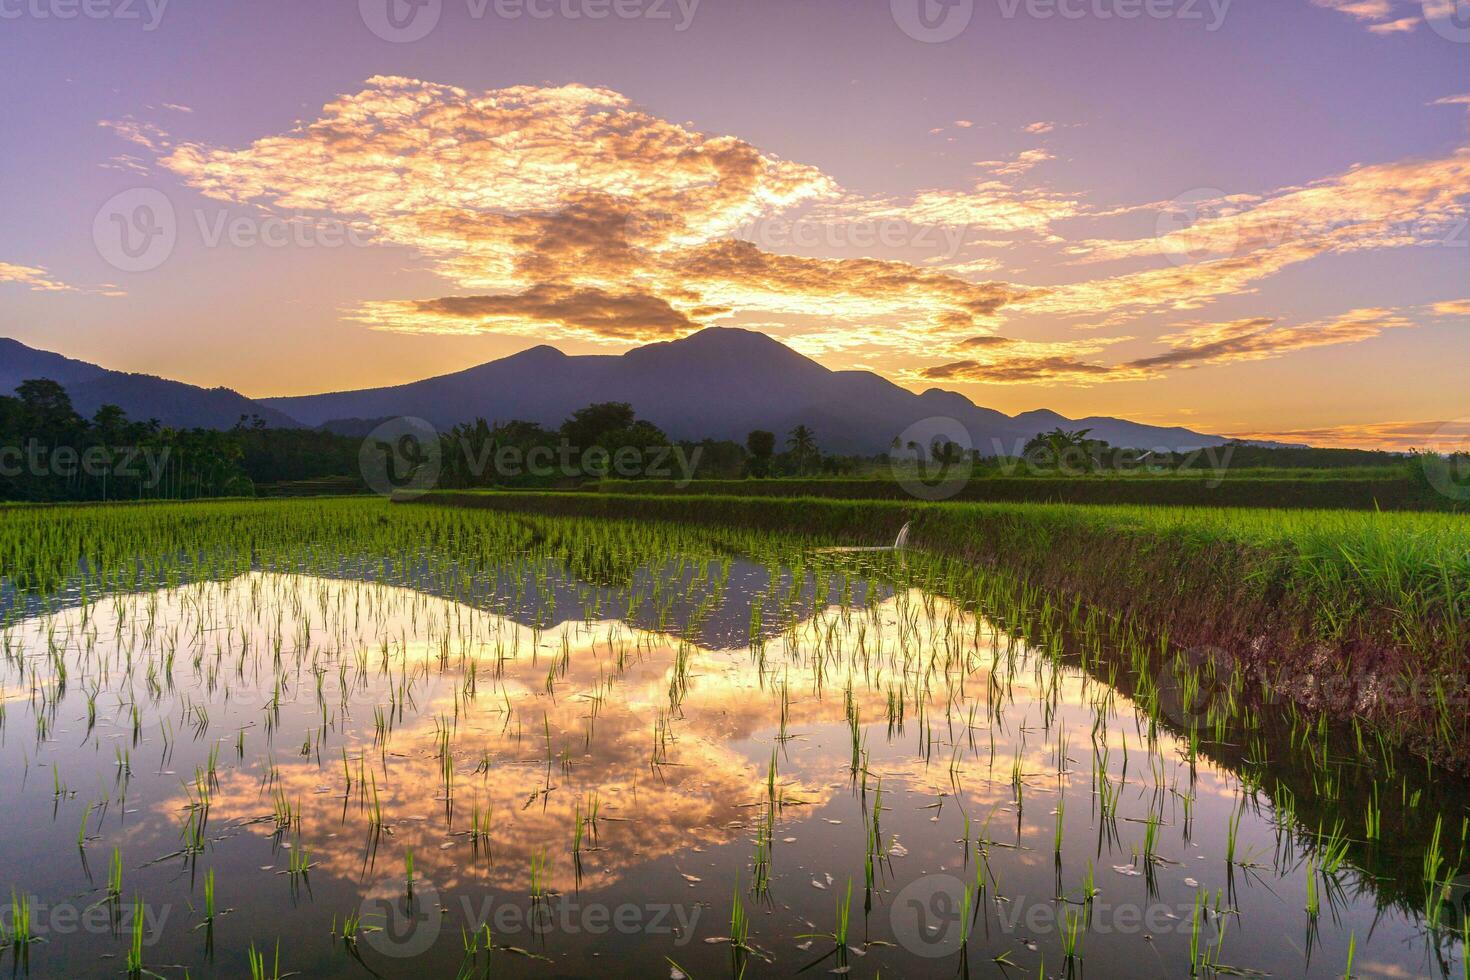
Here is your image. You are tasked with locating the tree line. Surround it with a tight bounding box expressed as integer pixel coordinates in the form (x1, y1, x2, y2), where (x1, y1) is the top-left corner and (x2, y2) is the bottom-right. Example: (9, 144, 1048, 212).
(0, 381, 853, 500)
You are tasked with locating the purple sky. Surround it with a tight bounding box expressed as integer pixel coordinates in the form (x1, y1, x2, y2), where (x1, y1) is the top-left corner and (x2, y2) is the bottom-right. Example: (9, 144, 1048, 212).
(2, 0, 1468, 445)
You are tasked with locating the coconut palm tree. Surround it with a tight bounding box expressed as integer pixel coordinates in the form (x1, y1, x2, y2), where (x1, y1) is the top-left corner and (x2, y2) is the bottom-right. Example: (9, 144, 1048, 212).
(787, 425, 818, 475)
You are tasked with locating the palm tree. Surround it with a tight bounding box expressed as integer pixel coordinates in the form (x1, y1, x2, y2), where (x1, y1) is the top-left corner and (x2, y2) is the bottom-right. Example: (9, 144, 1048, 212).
(787, 425, 818, 475)
(1022, 427, 1108, 474)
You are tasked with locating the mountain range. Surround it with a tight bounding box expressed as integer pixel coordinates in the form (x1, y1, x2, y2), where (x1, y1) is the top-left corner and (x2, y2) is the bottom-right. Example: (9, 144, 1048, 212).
(0, 338, 301, 430)
(3, 329, 1248, 453)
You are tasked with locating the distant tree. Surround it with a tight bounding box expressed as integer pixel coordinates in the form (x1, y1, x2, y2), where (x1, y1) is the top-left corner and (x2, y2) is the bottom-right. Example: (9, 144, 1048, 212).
(787, 425, 818, 475)
(560, 402, 637, 450)
(685, 439, 746, 479)
(15, 378, 83, 440)
(1023, 427, 1109, 474)
(931, 438, 965, 467)
(745, 430, 776, 477)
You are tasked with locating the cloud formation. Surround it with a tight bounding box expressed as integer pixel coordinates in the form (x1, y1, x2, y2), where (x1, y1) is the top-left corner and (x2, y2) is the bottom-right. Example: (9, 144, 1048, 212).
(917, 307, 1416, 384)
(91, 75, 1459, 391)
(153, 77, 1046, 348)
(0, 261, 74, 293)
(1310, 0, 1423, 31)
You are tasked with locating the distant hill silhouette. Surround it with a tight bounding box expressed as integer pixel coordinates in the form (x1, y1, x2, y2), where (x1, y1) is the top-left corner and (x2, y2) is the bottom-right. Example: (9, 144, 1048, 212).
(4, 330, 1252, 452)
(262, 328, 1240, 453)
(0, 338, 300, 430)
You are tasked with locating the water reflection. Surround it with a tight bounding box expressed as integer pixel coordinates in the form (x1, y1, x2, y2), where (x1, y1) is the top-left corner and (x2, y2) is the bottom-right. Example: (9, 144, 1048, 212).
(1, 558, 1466, 979)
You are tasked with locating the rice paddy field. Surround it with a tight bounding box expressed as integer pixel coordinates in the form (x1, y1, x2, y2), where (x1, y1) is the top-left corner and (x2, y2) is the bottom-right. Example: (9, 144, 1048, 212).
(1, 498, 1468, 978)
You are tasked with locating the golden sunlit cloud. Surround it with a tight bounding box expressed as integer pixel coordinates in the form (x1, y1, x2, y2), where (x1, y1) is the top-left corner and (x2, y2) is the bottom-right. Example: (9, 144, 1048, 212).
(917, 307, 1417, 385)
(833, 178, 1082, 235)
(1368, 15, 1421, 32)
(356, 284, 711, 342)
(87, 74, 1460, 391)
(1068, 150, 1470, 267)
(0, 261, 75, 293)
(150, 76, 1055, 351)
(1309, 0, 1404, 26)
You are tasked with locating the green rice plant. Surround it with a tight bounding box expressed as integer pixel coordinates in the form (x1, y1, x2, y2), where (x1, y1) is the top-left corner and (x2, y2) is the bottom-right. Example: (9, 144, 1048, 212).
(530, 848, 549, 902)
(77, 802, 92, 848)
(107, 847, 123, 902)
(246, 939, 282, 980)
(1306, 858, 1320, 919)
(729, 878, 750, 950)
(1062, 907, 1084, 961)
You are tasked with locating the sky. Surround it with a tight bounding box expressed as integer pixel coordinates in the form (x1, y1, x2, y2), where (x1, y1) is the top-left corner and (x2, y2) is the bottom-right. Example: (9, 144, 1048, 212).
(2, 0, 1468, 448)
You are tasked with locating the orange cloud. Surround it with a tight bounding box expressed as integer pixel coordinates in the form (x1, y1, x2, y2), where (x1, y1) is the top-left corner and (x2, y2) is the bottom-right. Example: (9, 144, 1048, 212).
(1368, 15, 1421, 31)
(1228, 418, 1470, 451)
(102, 75, 1461, 376)
(153, 77, 1053, 350)
(1310, 0, 1394, 21)
(358, 284, 709, 342)
(1070, 150, 1470, 268)
(0, 261, 74, 293)
(917, 307, 1417, 385)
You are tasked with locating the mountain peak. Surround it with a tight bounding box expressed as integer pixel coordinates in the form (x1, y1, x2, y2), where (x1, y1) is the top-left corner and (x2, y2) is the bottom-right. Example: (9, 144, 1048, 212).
(647, 327, 811, 358)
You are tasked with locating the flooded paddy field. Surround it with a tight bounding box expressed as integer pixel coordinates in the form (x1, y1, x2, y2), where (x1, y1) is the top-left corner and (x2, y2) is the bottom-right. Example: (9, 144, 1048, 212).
(0, 500, 1466, 978)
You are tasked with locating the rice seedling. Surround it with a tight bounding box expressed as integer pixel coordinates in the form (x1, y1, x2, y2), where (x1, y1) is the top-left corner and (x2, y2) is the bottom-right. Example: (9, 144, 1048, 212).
(246, 939, 282, 980)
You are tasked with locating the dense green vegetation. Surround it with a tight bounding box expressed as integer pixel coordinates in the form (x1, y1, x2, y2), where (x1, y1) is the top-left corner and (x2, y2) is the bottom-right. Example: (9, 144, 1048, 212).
(0, 380, 254, 501)
(598, 471, 1462, 511)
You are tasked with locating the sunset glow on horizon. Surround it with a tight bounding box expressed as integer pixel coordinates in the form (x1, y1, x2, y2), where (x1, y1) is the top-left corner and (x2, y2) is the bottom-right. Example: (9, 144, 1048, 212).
(3, 0, 1467, 447)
